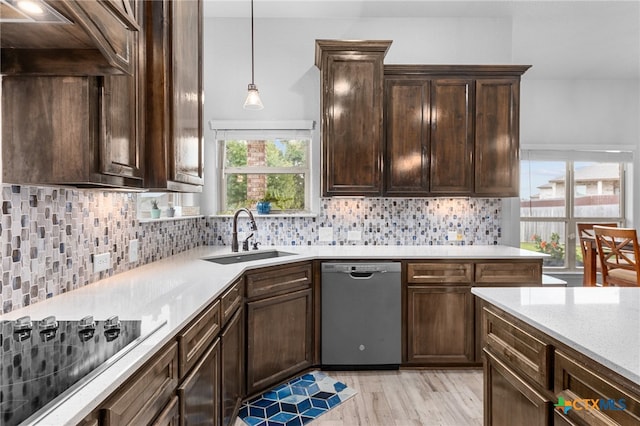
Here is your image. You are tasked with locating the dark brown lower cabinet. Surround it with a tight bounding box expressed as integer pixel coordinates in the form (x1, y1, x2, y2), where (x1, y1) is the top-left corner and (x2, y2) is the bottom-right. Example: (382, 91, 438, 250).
(554, 350, 640, 425)
(101, 341, 178, 425)
(177, 338, 220, 426)
(152, 396, 180, 426)
(481, 303, 640, 426)
(221, 307, 244, 426)
(553, 410, 578, 426)
(246, 288, 313, 395)
(406, 285, 474, 364)
(483, 349, 552, 426)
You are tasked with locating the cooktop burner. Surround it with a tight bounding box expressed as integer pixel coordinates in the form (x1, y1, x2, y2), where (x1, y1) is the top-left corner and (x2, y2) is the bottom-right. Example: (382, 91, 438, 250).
(0, 315, 165, 426)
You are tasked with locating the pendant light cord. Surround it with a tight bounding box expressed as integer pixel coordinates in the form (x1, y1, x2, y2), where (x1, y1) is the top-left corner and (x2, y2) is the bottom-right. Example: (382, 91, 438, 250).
(250, 0, 255, 85)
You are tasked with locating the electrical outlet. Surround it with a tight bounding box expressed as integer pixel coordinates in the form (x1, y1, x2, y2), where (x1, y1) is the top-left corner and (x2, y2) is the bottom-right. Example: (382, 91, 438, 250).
(347, 230, 361, 241)
(129, 239, 139, 263)
(319, 227, 333, 242)
(94, 252, 111, 273)
(447, 231, 458, 241)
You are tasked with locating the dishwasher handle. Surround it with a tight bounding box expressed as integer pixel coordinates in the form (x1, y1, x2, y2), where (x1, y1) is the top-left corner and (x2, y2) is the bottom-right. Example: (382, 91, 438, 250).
(348, 271, 376, 279)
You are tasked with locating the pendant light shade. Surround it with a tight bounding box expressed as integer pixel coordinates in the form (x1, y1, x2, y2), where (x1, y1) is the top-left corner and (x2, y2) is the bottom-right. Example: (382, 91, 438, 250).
(244, 83, 264, 110)
(244, 0, 264, 110)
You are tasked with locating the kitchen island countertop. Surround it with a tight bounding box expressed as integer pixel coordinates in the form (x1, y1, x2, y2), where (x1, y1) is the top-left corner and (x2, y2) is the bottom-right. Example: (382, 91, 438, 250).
(472, 286, 640, 385)
(1, 244, 544, 425)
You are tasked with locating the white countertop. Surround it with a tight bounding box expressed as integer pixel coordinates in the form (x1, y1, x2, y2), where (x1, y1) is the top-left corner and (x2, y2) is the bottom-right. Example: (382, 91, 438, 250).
(1, 244, 543, 425)
(472, 287, 640, 386)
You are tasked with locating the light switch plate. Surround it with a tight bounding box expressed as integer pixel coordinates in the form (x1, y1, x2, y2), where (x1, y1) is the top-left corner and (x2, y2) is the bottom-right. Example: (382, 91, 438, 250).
(347, 230, 362, 241)
(447, 231, 458, 241)
(129, 239, 139, 263)
(319, 227, 333, 242)
(94, 252, 111, 273)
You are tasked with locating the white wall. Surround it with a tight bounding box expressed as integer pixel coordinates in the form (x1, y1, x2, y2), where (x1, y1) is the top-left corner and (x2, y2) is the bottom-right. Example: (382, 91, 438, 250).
(202, 14, 640, 236)
(521, 80, 639, 146)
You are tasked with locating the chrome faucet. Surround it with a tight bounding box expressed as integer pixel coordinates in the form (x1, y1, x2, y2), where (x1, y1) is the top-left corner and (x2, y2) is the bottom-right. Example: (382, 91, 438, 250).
(231, 208, 258, 252)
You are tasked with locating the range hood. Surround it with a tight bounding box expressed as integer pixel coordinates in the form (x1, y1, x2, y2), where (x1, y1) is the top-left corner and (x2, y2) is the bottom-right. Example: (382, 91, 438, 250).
(0, 0, 139, 75)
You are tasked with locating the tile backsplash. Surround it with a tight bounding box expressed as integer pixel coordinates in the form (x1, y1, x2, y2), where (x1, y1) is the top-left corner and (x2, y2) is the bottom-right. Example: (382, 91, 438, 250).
(0, 185, 208, 315)
(1, 185, 501, 315)
(207, 198, 502, 247)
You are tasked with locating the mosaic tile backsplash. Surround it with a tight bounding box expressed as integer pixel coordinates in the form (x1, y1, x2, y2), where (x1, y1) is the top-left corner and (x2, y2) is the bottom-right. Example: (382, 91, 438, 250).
(0, 184, 501, 314)
(0, 185, 208, 315)
(207, 198, 502, 247)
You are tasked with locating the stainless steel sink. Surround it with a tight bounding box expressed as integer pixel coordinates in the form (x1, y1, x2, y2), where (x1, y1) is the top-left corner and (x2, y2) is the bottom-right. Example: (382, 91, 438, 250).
(203, 250, 297, 265)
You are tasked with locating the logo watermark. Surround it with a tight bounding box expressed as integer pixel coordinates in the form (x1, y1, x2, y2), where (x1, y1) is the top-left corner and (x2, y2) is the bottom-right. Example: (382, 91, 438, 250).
(555, 396, 626, 414)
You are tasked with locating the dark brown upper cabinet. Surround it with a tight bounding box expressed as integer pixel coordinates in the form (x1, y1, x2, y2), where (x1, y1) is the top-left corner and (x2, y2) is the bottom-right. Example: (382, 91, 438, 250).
(1, 0, 145, 189)
(1, 0, 140, 75)
(384, 77, 431, 195)
(430, 78, 475, 194)
(316, 40, 529, 198)
(145, 0, 204, 192)
(384, 65, 529, 197)
(384, 74, 475, 196)
(315, 40, 392, 196)
(474, 77, 523, 196)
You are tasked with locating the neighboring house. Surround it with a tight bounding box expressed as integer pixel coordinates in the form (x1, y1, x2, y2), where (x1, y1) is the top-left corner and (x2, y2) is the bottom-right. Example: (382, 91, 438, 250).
(531, 163, 620, 201)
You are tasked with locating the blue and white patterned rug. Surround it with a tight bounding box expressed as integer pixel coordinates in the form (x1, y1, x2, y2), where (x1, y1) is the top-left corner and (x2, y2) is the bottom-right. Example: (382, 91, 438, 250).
(238, 371, 357, 426)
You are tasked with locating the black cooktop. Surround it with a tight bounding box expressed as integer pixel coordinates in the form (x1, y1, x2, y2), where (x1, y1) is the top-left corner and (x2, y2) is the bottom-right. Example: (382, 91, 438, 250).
(0, 316, 162, 426)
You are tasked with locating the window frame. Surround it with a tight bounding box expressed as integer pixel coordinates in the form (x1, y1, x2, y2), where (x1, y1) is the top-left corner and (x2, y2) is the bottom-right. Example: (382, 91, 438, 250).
(520, 149, 630, 272)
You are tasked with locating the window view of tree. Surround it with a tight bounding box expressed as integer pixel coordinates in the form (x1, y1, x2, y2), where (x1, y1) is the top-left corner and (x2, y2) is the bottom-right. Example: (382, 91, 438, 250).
(221, 139, 309, 213)
(520, 158, 624, 270)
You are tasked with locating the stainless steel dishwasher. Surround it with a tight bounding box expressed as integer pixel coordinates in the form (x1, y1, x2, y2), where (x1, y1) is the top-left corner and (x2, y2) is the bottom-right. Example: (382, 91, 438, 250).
(321, 262, 401, 368)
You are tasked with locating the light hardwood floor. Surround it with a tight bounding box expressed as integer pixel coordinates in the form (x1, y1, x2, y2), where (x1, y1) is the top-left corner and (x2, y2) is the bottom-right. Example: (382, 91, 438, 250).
(236, 369, 483, 426)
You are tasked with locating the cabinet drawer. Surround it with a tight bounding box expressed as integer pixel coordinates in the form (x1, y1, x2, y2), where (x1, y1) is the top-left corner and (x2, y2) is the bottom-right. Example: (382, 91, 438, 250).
(246, 262, 313, 299)
(407, 262, 473, 284)
(483, 307, 551, 389)
(554, 350, 640, 425)
(221, 278, 244, 326)
(178, 300, 221, 378)
(101, 341, 178, 426)
(475, 261, 542, 284)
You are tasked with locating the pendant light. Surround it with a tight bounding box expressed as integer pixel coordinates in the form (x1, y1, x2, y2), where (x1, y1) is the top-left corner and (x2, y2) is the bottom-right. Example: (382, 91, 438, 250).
(243, 0, 264, 110)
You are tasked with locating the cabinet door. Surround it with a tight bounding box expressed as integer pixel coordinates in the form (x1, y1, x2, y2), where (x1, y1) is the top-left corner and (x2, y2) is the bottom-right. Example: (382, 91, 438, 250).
(320, 52, 385, 196)
(406, 286, 474, 364)
(1, 74, 144, 188)
(246, 288, 313, 395)
(178, 339, 220, 426)
(384, 77, 430, 195)
(170, 0, 203, 186)
(474, 78, 520, 196)
(152, 396, 180, 426)
(146, 0, 203, 191)
(430, 79, 474, 194)
(100, 73, 144, 182)
(221, 307, 244, 426)
(484, 349, 552, 426)
(100, 0, 144, 183)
